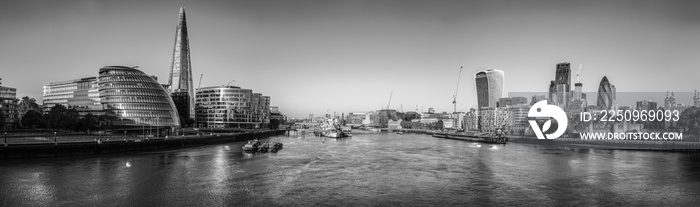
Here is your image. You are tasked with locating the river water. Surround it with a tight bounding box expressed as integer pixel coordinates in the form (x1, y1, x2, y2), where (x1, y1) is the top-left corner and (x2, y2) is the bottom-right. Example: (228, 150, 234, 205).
(2, 132, 700, 206)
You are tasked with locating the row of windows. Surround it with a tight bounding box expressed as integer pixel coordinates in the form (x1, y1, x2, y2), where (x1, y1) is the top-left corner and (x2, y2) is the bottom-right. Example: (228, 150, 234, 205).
(108, 110, 177, 118)
(100, 90, 168, 97)
(99, 75, 156, 83)
(99, 82, 163, 90)
(196, 93, 250, 98)
(196, 99, 252, 104)
(113, 119, 176, 126)
(103, 69, 146, 76)
(104, 103, 173, 111)
(101, 96, 171, 104)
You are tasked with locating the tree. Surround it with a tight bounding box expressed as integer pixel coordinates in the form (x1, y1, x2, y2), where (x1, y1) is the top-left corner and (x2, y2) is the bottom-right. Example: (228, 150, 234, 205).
(21, 110, 43, 128)
(79, 113, 97, 132)
(17, 96, 41, 124)
(66, 108, 80, 131)
(47, 104, 68, 130)
(269, 119, 281, 129)
(186, 118, 195, 127)
(436, 120, 444, 130)
(678, 107, 700, 134)
(0, 109, 5, 130)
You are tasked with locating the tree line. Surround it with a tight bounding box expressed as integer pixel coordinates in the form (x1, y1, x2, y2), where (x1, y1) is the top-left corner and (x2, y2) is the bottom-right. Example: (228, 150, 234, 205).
(9, 96, 112, 132)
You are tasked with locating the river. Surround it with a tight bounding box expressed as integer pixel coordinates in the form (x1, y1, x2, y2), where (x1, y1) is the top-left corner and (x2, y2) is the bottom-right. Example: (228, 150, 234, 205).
(1, 132, 700, 206)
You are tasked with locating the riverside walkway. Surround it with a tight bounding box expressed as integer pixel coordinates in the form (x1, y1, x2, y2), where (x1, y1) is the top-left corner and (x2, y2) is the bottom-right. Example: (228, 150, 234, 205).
(0, 129, 285, 159)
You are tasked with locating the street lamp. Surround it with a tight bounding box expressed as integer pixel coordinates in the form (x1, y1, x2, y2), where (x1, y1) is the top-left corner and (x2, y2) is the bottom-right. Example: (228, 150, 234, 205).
(4, 132, 7, 147)
(54, 132, 57, 145)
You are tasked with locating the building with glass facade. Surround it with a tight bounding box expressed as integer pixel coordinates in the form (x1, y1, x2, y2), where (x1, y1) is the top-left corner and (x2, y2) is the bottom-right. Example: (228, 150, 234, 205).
(475, 69, 504, 109)
(42, 77, 102, 114)
(596, 76, 616, 110)
(168, 6, 196, 121)
(195, 86, 271, 128)
(98, 66, 180, 130)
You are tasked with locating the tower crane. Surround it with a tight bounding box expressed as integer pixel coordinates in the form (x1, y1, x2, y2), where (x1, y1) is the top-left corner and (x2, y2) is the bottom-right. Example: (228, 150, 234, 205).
(387, 91, 393, 110)
(576, 64, 582, 83)
(453, 66, 463, 113)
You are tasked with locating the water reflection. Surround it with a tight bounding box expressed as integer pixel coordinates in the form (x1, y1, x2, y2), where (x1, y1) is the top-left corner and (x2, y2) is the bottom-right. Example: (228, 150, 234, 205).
(1, 133, 700, 205)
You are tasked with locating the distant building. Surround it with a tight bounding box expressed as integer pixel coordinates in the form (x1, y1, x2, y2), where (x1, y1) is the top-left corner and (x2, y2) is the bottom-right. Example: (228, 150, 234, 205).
(0, 81, 19, 129)
(596, 76, 616, 110)
(477, 107, 511, 133)
(549, 62, 571, 107)
(345, 112, 367, 126)
(270, 106, 280, 114)
(42, 77, 102, 114)
(463, 109, 479, 131)
(636, 100, 657, 111)
(530, 95, 546, 105)
(195, 85, 271, 128)
(270, 112, 286, 122)
(475, 69, 505, 109)
(498, 97, 527, 107)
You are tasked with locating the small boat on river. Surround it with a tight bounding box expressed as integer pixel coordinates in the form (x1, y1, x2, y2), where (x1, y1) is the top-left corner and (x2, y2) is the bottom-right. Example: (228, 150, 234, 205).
(271, 140, 283, 153)
(242, 139, 261, 152)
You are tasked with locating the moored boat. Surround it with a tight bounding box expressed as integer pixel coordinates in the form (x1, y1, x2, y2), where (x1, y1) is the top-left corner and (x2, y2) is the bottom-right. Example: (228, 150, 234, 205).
(258, 142, 270, 153)
(271, 140, 283, 152)
(242, 139, 261, 152)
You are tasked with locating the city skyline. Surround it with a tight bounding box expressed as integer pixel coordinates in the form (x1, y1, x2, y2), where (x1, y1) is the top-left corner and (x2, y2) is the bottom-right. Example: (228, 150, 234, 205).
(1, 0, 699, 118)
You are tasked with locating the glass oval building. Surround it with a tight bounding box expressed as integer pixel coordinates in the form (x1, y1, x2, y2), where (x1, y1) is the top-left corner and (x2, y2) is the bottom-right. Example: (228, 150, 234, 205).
(98, 66, 180, 130)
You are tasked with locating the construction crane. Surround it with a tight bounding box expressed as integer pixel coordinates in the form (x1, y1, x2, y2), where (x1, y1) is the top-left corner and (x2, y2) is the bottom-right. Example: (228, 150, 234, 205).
(226, 80, 235, 87)
(576, 64, 583, 83)
(386, 91, 393, 110)
(198, 74, 203, 89)
(453, 66, 463, 113)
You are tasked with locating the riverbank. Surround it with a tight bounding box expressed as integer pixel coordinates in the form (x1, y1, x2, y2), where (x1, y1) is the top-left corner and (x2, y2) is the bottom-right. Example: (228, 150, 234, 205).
(375, 128, 700, 152)
(0, 129, 285, 159)
(509, 135, 700, 152)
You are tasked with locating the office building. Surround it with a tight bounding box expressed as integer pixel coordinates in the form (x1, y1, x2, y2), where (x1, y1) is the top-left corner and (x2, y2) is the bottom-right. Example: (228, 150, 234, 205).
(549, 62, 571, 107)
(0, 80, 19, 129)
(195, 85, 271, 128)
(168, 6, 196, 121)
(42, 77, 102, 114)
(477, 107, 512, 133)
(498, 97, 527, 107)
(636, 100, 657, 111)
(475, 69, 505, 109)
(596, 76, 616, 110)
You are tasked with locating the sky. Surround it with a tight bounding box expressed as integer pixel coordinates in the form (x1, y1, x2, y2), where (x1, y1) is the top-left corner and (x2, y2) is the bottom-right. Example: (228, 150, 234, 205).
(1, 0, 699, 119)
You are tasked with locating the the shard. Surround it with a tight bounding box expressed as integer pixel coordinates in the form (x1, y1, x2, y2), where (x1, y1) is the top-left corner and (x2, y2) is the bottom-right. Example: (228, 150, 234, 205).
(168, 6, 195, 123)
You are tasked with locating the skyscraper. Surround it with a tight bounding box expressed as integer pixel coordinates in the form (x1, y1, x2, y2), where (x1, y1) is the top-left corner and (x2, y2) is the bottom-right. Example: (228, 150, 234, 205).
(168, 6, 195, 122)
(549, 62, 571, 107)
(597, 76, 615, 109)
(475, 69, 504, 109)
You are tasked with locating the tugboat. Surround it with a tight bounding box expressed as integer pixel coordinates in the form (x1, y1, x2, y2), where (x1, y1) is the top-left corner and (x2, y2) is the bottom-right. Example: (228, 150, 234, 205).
(258, 142, 270, 153)
(242, 139, 261, 152)
(271, 140, 284, 153)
